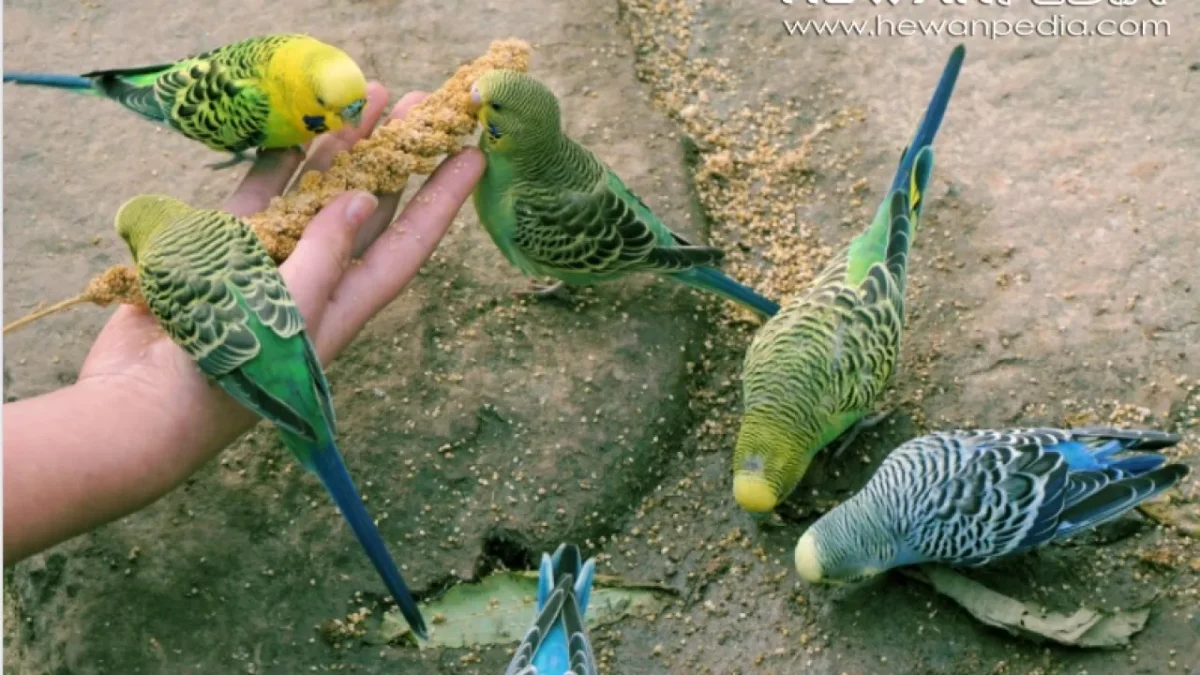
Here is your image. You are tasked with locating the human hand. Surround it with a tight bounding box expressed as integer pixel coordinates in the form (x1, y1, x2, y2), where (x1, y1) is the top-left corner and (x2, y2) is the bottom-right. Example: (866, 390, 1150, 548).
(3, 83, 485, 562)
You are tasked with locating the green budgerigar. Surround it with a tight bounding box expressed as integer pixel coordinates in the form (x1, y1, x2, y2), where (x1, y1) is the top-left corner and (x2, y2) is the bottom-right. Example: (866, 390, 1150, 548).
(732, 45, 966, 513)
(114, 195, 427, 639)
(468, 70, 780, 318)
(4, 34, 367, 167)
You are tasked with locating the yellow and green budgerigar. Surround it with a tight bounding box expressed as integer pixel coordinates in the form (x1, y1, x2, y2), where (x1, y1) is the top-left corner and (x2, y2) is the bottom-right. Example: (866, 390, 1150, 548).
(732, 45, 967, 514)
(468, 70, 780, 318)
(4, 34, 366, 166)
(114, 195, 427, 640)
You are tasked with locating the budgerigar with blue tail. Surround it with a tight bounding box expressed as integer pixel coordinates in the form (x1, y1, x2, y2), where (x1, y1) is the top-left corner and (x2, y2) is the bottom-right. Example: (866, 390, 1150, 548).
(114, 194, 427, 639)
(5, 34, 367, 167)
(732, 45, 967, 514)
(469, 70, 779, 318)
(505, 543, 598, 675)
(795, 427, 1189, 583)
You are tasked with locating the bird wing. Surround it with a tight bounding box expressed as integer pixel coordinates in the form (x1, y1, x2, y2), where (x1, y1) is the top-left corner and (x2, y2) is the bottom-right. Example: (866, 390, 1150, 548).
(510, 164, 722, 277)
(150, 47, 272, 153)
(504, 574, 570, 675)
(139, 210, 323, 439)
(902, 432, 1069, 565)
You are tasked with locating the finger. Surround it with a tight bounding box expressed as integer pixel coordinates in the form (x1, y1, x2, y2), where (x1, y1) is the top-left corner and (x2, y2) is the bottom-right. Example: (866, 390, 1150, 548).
(292, 81, 391, 180)
(352, 90, 431, 257)
(319, 147, 485, 354)
(221, 147, 307, 217)
(278, 190, 379, 330)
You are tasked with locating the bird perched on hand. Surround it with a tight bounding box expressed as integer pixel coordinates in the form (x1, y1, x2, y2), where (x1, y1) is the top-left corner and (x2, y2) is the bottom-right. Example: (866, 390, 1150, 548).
(794, 427, 1189, 584)
(113, 194, 427, 639)
(505, 543, 598, 675)
(468, 69, 779, 319)
(5, 34, 367, 167)
(731, 45, 966, 514)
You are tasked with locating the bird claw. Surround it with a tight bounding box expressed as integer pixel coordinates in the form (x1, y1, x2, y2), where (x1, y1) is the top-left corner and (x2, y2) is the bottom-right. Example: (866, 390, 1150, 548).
(828, 410, 894, 461)
(205, 152, 253, 171)
(748, 511, 787, 529)
(512, 281, 569, 300)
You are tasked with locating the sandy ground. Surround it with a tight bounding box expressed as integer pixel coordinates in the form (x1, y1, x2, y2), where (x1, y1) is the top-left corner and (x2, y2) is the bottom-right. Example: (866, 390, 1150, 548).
(4, 1, 1200, 673)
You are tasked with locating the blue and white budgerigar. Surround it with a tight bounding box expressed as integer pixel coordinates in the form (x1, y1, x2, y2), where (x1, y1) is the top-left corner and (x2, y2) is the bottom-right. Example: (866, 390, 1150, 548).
(505, 543, 598, 675)
(794, 427, 1189, 584)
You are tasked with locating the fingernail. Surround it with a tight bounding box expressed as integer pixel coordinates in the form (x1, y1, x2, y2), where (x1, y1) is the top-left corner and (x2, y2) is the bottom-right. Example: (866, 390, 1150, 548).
(345, 192, 378, 226)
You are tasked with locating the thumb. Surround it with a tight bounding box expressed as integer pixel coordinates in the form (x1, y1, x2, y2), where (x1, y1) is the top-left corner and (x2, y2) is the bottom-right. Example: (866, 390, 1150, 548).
(277, 190, 378, 330)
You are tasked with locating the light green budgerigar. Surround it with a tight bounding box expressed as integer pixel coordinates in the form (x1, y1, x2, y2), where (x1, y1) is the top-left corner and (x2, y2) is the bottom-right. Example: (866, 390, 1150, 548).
(732, 45, 966, 513)
(4, 34, 366, 167)
(468, 70, 780, 318)
(114, 195, 427, 640)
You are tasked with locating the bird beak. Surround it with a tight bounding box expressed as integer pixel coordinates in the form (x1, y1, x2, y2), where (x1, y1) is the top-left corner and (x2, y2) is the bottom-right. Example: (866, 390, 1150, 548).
(468, 83, 482, 115)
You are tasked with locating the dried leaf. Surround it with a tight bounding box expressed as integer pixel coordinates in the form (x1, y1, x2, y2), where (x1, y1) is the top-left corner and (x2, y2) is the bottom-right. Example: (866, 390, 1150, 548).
(903, 566, 1153, 649)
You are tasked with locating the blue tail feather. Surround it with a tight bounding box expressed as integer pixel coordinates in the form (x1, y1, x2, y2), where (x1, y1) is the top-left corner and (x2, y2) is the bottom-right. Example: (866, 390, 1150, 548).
(1056, 464, 1189, 539)
(307, 441, 428, 639)
(673, 266, 780, 318)
(1107, 454, 1166, 476)
(890, 45, 965, 194)
(3, 72, 95, 90)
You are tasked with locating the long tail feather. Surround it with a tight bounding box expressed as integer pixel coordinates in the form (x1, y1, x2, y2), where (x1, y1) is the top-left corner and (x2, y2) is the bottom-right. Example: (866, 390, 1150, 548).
(673, 266, 780, 318)
(1071, 426, 1182, 451)
(1107, 454, 1167, 476)
(307, 442, 428, 640)
(890, 44, 966, 194)
(3, 72, 95, 90)
(882, 191, 916, 302)
(1057, 464, 1189, 538)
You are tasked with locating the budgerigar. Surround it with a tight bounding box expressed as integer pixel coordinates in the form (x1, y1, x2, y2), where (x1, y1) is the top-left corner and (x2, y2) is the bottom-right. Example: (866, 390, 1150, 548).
(732, 45, 966, 513)
(5, 34, 366, 167)
(794, 427, 1189, 583)
(469, 70, 780, 318)
(505, 544, 598, 675)
(114, 194, 427, 639)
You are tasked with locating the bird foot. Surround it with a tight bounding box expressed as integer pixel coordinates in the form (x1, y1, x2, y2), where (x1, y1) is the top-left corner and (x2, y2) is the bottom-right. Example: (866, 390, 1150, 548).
(828, 410, 894, 461)
(511, 281, 570, 300)
(748, 511, 787, 530)
(205, 152, 254, 171)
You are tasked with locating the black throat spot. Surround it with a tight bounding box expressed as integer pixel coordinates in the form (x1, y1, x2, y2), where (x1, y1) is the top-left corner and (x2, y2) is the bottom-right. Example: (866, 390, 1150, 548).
(303, 115, 328, 133)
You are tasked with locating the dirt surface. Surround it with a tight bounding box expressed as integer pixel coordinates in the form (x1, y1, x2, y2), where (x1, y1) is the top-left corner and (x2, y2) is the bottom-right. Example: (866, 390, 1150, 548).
(4, 1, 1200, 674)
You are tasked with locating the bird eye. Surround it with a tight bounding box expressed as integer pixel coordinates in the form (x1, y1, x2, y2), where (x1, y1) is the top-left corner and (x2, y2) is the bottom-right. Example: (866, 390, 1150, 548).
(316, 96, 326, 107)
(490, 102, 501, 111)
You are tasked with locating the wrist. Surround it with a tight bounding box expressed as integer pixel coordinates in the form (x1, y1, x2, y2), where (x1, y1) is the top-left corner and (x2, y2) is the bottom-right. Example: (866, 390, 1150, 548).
(3, 372, 258, 563)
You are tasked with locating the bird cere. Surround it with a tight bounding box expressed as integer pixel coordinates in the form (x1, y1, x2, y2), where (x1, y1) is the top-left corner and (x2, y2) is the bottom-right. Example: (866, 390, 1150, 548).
(4, 21, 1195, 672)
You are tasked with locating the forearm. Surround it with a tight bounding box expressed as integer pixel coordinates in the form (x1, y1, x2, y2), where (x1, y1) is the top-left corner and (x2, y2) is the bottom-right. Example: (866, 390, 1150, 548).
(2, 377, 256, 563)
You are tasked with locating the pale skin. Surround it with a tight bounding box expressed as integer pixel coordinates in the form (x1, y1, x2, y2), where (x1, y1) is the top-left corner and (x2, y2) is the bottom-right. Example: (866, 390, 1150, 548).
(3, 83, 486, 564)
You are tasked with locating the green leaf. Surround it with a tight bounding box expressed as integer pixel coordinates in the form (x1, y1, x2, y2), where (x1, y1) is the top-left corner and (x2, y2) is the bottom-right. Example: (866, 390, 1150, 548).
(903, 566, 1154, 649)
(366, 571, 677, 649)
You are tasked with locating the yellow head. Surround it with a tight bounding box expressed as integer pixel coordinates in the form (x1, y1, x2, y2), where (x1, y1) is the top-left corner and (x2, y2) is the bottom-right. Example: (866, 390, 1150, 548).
(276, 37, 368, 138)
(468, 69, 562, 153)
(731, 410, 813, 513)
